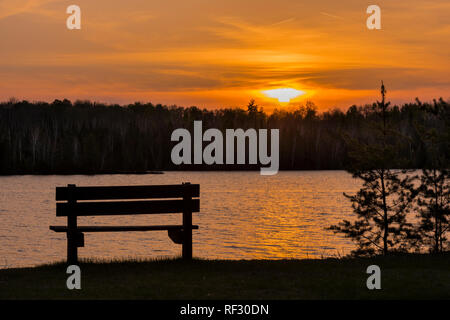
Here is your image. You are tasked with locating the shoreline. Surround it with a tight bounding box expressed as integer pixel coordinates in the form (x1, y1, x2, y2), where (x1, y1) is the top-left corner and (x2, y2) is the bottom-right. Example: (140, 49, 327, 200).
(1, 253, 449, 299)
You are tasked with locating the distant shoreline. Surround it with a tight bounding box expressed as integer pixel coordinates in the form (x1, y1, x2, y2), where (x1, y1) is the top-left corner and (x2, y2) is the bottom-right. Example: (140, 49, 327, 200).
(0, 170, 165, 176)
(0, 168, 425, 176)
(2, 99, 447, 176)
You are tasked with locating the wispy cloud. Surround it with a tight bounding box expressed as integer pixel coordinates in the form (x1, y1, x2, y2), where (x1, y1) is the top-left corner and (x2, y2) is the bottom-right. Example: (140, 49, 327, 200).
(319, 12, 344, 20)
(0, 0, 57, 20)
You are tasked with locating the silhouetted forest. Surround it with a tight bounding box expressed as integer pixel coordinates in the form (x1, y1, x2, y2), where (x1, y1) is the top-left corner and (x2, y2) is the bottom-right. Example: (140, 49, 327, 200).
(0, 97, 448, 174)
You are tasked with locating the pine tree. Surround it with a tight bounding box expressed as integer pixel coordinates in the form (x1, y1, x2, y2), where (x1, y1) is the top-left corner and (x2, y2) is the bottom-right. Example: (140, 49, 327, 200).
(414, 100, 449, 253)
(328, 82, 416, 256)
(246, 99, 259, 114)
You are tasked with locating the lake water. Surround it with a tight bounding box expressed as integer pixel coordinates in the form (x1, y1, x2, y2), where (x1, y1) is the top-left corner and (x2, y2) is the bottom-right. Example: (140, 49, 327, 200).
(0, 171, 361, 268)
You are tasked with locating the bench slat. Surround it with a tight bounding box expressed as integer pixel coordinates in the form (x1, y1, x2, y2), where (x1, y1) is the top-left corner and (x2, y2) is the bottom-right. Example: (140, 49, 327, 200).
(56, 184, 199, 201)
(50, 225, 199, 232)
(56, 199, 200, 216)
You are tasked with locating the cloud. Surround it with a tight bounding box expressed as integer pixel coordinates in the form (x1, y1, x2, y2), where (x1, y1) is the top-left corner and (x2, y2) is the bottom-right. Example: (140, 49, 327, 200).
(0, 0, 58, 20)
(0, 0, 449, 109)
(319, 12, 344, 20)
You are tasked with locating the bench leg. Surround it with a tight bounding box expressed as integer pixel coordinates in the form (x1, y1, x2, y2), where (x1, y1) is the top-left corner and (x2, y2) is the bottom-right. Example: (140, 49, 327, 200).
(182, 185, 193, 260)
(182, 228, 192, 260)
(67, 233, 78, 265)
(67, 185, 78, 265)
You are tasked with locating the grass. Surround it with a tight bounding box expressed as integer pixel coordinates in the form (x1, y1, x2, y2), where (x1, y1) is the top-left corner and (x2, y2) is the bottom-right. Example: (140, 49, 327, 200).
(0, 253, 449, 299)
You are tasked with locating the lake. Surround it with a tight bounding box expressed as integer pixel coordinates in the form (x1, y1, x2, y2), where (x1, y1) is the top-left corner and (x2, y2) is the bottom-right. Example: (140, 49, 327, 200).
(0, 171, 361, 268)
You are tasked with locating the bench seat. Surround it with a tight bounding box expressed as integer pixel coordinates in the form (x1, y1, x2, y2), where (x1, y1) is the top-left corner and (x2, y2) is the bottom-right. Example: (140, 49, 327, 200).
(50, 225, 199, 232)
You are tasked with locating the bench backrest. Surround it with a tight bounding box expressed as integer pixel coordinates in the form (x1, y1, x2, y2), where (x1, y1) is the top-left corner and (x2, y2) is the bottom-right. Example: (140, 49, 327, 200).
(55, 183, 200, 217)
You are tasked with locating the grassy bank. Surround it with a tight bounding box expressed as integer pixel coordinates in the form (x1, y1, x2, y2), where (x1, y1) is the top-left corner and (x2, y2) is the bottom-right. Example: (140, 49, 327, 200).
(1, 254, 449, 299)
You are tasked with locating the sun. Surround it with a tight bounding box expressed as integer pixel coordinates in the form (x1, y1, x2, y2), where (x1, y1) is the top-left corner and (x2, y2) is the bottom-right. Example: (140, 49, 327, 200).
(262, 88, 305, 103)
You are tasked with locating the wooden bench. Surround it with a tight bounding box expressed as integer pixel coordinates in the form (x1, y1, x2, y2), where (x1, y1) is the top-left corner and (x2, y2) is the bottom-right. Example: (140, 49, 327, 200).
(50, 182, 200, 264)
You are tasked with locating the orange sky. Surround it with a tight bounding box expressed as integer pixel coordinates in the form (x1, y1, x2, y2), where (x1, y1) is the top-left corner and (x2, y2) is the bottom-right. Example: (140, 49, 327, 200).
(0, 0, 449, 111)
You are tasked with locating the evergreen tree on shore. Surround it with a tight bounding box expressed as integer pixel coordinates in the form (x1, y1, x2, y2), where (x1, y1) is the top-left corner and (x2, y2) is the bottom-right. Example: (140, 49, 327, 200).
(328, 83, 416, 256)
(413, 100, 450, 253)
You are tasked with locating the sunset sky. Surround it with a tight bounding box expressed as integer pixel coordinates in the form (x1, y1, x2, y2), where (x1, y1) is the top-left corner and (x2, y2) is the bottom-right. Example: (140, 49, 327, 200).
(1, 0, 449, 111)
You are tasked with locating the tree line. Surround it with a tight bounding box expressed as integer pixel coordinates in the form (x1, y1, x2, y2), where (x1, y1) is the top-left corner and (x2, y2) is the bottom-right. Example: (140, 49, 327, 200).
(0, 96, 448, 174)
